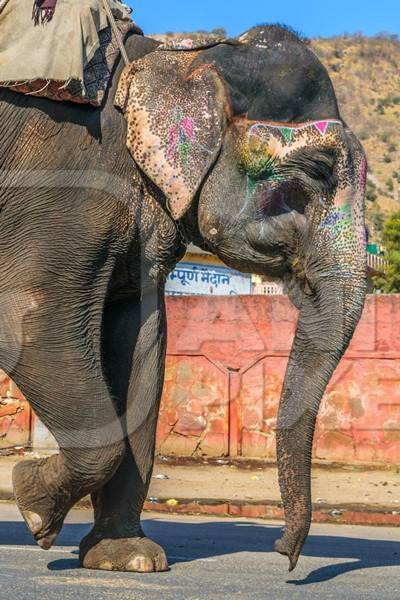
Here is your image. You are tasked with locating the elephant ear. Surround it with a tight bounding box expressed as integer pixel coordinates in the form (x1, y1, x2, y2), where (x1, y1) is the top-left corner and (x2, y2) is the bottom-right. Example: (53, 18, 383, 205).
(115, 43, 228, 220)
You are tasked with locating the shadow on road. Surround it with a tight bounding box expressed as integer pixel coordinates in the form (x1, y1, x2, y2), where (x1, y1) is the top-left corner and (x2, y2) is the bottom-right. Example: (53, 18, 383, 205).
(144, 519, 400, 584)
(0, 518, 398, 584)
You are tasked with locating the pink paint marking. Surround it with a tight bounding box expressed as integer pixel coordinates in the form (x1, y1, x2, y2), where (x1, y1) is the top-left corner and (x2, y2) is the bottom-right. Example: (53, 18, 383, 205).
(167, 124, 179, 158)
(315, 121, 329, 135)
(181, 117, 196, 141)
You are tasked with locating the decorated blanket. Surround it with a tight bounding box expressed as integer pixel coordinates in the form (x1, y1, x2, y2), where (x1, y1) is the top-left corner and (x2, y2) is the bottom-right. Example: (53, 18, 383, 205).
(0, 0, 137, 105)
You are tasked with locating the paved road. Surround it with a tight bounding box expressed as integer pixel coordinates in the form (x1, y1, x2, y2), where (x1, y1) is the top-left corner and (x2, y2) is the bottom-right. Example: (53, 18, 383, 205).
(0, 503, 399, 600)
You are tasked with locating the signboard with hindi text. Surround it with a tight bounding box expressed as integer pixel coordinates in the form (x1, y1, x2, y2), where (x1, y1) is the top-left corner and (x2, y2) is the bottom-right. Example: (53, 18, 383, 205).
(166, 262, 252, 296)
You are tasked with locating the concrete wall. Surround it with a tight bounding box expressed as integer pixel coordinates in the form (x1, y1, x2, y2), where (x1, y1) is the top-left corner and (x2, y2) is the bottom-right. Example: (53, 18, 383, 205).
(0, 295, 399, 465)
(157, 295, 400, 464)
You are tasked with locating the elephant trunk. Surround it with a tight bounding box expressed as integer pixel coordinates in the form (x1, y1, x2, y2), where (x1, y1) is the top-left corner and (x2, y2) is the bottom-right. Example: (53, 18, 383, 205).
(274, 127, 367, 571)
(274, 272, 366, 571)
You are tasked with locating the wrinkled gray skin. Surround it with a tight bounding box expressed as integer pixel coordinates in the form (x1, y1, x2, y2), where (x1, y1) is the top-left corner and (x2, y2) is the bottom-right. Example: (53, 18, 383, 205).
(0, 25, 366, 573)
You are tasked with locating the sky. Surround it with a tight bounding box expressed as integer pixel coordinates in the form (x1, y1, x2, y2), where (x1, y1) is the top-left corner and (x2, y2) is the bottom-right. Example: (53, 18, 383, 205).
(128, 0, 400, 39)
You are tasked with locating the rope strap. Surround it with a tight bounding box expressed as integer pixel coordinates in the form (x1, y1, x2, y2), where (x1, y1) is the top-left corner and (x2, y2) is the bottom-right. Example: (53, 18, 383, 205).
(101, 0, 130, 67)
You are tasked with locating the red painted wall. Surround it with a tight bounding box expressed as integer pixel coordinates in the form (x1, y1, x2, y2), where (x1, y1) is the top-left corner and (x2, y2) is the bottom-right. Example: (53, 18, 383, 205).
(0, 371, 32, 449)
(157, 295, 400, 464)
(1, 295, 399, 465)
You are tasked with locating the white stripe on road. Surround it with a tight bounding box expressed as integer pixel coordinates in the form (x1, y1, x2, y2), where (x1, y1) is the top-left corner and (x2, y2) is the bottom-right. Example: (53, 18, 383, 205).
(169, 556, 217, 562)
(0, 545, 73, 553)
(0, 547, 217, 562)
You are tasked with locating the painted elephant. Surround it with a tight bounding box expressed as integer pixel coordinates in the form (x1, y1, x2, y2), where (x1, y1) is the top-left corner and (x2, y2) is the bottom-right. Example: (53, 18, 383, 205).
(0, 24, 367, 573)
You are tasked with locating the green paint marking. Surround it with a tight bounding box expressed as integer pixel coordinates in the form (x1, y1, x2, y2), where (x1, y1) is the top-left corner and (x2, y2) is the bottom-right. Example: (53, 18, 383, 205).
(332, 204, 353, 233)
(179, 140, 190, 165)
(246, 175, 258, 198)
(246, 156, 279, 181)
(280, 127, 293, 145)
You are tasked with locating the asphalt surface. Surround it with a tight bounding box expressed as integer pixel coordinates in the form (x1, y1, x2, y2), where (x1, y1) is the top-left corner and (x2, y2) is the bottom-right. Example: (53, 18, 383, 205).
(0, 503, 399, 600)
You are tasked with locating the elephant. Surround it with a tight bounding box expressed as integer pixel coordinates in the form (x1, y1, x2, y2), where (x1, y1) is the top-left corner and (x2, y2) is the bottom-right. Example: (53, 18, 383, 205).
(0, 24, 367, 573)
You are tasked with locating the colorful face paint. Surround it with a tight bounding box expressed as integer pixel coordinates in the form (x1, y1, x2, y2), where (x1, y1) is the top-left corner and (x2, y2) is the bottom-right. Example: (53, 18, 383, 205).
(319, 203, 359, 264)
(235, 116, 366, 273)
(238, 119, 345, 200)
(239, 120, 343, 202)
(249, 119, 342, 147)
(320, 204, 353, 232)
(245, 119, 343, 159)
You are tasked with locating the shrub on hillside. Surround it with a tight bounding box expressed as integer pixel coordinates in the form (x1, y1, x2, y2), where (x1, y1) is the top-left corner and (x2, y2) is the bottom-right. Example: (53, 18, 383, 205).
(374, 212, 400, 293)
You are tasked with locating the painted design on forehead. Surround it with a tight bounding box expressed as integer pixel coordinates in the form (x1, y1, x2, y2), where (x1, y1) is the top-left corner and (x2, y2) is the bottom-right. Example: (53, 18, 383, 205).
(248, 119, 342, 147)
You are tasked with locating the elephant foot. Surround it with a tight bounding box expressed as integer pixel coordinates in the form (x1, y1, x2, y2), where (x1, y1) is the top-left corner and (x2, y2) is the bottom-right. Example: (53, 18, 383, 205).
(79, 532, 169, 572)
(12, 459, 68, 550)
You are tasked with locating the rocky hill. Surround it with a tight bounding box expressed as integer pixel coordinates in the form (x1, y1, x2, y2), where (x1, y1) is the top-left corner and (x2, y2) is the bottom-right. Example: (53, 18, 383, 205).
(311, 35, 400, 242)
(152, 32, 400, 242)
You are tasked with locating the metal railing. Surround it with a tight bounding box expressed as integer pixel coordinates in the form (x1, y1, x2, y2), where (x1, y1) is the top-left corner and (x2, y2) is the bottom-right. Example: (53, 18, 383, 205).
(253, 283, 284, 296)
(367, 253, 388, 273)
(253, 253, 389, 296)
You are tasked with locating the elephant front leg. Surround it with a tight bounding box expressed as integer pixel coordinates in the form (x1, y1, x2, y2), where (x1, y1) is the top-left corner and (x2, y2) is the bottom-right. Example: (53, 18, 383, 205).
(79, 449, 168, 572)
(79, 291, 169, 573)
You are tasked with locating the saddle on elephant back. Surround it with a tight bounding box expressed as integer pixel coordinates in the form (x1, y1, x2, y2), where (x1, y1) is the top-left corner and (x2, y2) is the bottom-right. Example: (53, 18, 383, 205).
(0, 0, 140, 106)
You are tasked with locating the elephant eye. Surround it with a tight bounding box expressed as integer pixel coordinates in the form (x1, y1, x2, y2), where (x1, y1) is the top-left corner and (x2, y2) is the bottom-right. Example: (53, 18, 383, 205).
(288, 148, 337, 190)
(305, 158, 335, 181)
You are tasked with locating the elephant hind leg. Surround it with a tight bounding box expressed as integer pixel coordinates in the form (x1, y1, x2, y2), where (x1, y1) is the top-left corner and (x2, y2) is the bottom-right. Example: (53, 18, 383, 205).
(0, 215, 131, 548)
(13, 457, 67, 549)
(10, 346, 126, 549)
(13, 440, 124, 550)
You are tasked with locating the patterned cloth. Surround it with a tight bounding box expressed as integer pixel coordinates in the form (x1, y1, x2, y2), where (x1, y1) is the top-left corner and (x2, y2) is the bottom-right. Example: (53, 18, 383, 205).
(0, 0, 137, 106)
(32, 0, 58, 26)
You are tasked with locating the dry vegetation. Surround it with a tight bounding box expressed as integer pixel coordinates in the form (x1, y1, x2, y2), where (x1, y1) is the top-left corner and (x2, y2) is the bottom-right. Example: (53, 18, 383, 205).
(152, 31, 400, 242)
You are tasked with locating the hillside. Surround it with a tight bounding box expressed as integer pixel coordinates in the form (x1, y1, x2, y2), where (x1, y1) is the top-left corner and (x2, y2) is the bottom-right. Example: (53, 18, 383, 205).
(311, 35, 400, 242)
(152, 32, 400, 241)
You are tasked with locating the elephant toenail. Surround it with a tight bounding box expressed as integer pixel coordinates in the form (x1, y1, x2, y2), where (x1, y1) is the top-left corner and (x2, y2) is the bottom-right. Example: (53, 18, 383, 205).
(126, 556, 154, 572)
(155, 555, 169, 572)
(98, 560, 114, 571)
(37, 532, 58, 550)
(24, 511, 42, 535)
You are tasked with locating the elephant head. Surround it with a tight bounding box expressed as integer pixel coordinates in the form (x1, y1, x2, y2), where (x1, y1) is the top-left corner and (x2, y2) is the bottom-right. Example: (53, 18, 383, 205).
(116, 26, 367, 570)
